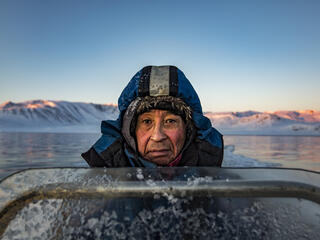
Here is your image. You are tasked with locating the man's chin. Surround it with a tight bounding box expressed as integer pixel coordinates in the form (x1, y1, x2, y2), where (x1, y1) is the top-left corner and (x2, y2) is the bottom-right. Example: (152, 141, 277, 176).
(145, 154, 174, 166)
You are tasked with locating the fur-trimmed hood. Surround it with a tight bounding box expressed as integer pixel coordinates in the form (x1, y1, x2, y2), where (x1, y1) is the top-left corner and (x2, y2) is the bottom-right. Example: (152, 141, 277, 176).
(91, 66, 223, 167)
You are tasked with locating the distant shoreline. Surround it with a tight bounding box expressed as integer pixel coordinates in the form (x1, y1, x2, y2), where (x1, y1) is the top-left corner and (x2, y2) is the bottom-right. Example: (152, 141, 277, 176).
(1, 130, 319, 137)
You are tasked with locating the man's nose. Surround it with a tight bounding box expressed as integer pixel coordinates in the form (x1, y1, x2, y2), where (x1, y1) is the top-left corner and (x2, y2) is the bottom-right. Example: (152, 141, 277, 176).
(150, 123, 167, 141)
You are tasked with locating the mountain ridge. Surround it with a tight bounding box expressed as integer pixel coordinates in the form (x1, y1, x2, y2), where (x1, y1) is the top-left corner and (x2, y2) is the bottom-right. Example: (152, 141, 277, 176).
(1, 100, 319, 135)
(0, 100, 118, 133)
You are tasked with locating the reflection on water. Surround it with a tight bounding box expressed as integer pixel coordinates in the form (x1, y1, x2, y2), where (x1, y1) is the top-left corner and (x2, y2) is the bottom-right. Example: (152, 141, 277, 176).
(0, 132, 99, 180)
(0, 133, 319, 180)
(224, 135, 320, 171)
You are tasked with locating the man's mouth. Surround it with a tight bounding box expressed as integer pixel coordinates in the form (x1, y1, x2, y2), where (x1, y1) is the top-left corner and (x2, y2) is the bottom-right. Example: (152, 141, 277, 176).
(149, 149, 169, 152)
(147, 149, 171, 157)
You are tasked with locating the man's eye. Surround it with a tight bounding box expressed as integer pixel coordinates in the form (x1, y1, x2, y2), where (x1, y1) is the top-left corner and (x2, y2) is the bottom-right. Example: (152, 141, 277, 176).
(142, 119, 152, 124)
(165, 119, 177, 124)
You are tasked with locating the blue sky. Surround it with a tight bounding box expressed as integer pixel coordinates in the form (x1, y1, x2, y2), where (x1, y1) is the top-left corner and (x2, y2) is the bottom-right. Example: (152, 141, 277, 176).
(0, 0, 319, 112)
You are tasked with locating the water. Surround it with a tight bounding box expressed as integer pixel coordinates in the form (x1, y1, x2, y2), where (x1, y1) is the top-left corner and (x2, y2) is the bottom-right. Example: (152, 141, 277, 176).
(0, 133, 319, 180)
(224, 135, 320, 172)
(0, 132, 99, 180)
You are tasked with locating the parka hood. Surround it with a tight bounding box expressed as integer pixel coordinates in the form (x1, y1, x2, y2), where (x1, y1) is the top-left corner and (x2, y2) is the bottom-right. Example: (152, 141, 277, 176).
(95, 66, 223, 166)
(117, 66, 202, 121)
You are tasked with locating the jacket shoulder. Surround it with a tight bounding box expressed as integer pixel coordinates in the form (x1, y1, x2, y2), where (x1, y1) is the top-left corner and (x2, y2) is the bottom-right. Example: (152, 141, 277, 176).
(180, 136, 224, 167)
(81, 119, 131, 167)
(82, 138, 130, 167)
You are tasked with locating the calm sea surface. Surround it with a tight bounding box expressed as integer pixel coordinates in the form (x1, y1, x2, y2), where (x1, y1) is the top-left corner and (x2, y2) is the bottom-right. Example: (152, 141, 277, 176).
(0, 133, 319, 180)
(224, 135, 320, 171)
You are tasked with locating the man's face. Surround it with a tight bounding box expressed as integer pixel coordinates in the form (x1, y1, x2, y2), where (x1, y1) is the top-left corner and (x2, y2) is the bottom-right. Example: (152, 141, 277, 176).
(135, 109, 186, 165)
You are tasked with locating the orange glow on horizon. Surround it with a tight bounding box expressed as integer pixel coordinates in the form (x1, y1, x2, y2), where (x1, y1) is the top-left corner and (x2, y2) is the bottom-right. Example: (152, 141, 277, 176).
(26, 100, 57, 109)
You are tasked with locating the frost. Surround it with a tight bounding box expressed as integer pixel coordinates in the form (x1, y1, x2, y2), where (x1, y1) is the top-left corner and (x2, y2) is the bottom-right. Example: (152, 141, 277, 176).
(1, 168, 320, 239)
(145, 179, 156, 187)
(2, 199, 63, 240)
(136, 168, 144, 180)
(187, 176, 214, 186)
(161, 192, 178, 203)
(153, 194, 160, 199)
(87, 218, 99, 229)
(1, 197, 320, 239)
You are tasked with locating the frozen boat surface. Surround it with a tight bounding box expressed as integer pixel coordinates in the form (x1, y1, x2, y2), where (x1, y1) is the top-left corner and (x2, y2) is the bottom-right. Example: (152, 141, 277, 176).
(0, 167, 320, 239)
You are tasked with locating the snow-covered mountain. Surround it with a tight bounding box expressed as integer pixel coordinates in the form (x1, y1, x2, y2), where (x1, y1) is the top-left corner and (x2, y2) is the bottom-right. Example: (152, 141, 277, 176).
(206, 110, 320, 135)
(0, 100, 319, 135)
(0, 100, 119, 132)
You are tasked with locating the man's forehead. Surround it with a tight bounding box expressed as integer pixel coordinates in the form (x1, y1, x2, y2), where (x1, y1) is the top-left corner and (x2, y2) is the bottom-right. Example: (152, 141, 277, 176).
(138, 109, 180, 117)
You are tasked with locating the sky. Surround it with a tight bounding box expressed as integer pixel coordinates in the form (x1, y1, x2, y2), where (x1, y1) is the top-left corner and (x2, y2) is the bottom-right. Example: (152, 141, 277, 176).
(0, 0, 319, 112)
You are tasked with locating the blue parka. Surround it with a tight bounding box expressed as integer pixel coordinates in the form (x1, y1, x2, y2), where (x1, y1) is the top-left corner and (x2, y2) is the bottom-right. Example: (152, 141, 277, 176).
(82, 66, 223, 167)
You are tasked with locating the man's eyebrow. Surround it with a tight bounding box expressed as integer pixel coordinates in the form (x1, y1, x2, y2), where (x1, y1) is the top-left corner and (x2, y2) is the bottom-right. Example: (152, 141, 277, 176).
(164, 112, 180, 118)
(139, 113, 152, 118)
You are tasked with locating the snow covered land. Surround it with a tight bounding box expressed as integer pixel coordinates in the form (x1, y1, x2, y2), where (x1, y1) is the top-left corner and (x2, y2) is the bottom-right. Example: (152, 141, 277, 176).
(206, 110, 320, 135)
(0, 100, 319, 135)
(0, 100, 118, 133)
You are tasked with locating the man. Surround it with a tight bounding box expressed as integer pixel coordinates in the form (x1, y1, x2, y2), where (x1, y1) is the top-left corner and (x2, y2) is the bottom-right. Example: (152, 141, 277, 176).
(82, 66, 223, 167)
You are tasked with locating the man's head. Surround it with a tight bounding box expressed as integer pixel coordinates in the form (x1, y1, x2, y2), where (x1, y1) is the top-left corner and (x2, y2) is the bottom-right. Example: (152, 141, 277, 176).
(121, 66, 196, 165)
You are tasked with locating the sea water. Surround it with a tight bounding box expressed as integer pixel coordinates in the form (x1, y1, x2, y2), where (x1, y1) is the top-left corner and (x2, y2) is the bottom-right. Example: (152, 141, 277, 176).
(0, 132, 319, 181)
(0, 132, 97, 180)
(224, 135, 320, 171)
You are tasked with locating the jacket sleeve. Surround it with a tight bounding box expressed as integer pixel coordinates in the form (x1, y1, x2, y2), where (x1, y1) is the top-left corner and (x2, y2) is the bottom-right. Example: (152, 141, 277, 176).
(81, 147, 107, 167)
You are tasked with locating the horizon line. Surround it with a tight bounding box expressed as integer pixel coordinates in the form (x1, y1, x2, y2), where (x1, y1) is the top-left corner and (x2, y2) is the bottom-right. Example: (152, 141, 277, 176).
(1, 99, 319, 113)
